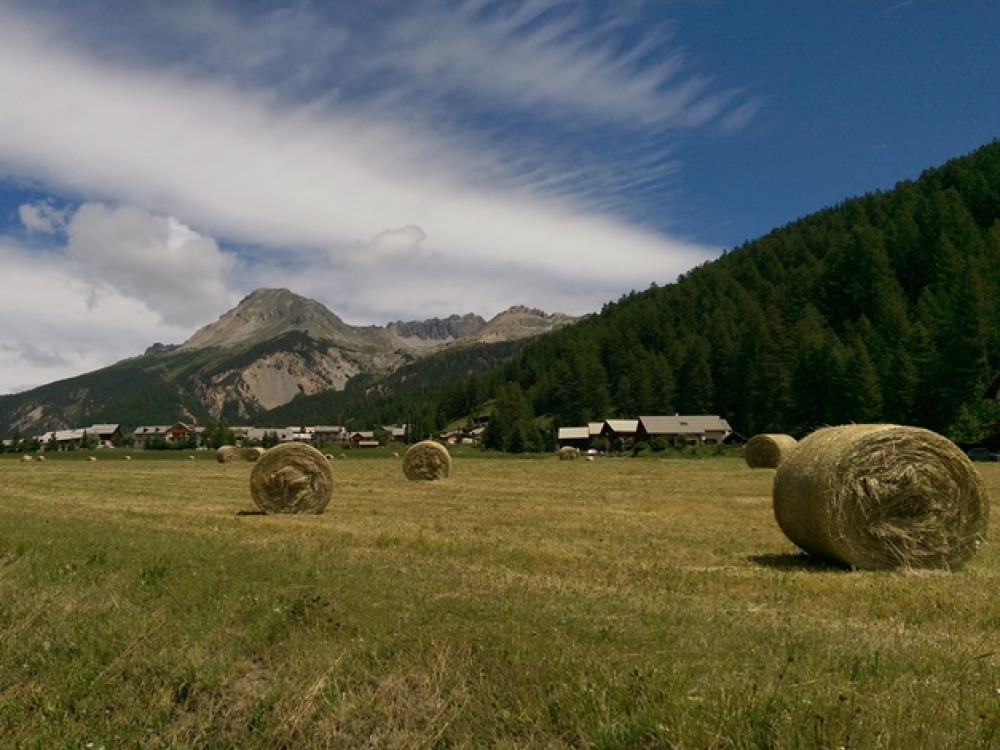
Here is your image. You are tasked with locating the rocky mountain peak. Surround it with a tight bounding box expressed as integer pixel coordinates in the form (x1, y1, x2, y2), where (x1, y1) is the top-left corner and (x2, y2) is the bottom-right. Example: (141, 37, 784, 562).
(179, 288, 356, 351)
(386, 313, 487, 343)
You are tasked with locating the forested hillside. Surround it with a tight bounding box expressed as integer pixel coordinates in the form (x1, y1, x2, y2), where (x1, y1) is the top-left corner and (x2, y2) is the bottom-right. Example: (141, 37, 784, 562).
(422, 140, 1000, 442)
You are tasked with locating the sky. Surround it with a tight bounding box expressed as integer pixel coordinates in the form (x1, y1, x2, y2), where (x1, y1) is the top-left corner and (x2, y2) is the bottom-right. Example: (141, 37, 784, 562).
(0, 0, 997, 394)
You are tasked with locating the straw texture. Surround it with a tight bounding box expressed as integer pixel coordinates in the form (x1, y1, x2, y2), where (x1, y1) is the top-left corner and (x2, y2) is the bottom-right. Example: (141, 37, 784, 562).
(403, 440, 452, 480)
(772, 424, 989, 570)
(745, 433, 798, 468)
(250, 442, 334, 514)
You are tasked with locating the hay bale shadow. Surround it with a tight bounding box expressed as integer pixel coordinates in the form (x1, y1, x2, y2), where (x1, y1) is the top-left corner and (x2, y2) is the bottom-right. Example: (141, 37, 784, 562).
(747, 553, 850, 573)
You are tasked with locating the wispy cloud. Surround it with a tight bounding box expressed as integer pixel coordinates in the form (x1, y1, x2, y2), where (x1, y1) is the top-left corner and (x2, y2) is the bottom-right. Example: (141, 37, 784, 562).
(0, 1, 756, 392)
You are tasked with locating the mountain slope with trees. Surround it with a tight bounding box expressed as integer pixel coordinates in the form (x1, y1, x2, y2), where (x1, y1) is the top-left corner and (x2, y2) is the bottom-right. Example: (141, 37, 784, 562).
(423, 140, 1000, 445)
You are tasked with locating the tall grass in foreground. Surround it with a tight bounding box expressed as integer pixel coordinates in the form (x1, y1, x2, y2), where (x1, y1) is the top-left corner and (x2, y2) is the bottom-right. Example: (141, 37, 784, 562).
(1, 456, 999, 748)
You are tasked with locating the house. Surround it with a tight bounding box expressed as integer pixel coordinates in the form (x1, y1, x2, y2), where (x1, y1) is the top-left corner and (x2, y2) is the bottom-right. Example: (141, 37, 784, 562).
(557, 426, 591, 449)
(383, 424, 409, 442)
(132, 422, 202, 448)
(349, 431, 376, 448)
(312, 426, 347, 444)
(37, 429, 84, 451)
(636, 415, 733, 446)
(37, 423, 124, 451)
(88, 423, 124, 448)
(463, 426, 486, 444)
(600, 419, 640, 452)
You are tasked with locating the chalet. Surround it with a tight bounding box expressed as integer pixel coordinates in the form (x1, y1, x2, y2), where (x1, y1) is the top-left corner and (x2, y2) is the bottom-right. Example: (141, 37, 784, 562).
(636, 415, 733, 446)
(600, 419, 640, 452)
(557, 426, 591, 449)
(463, 426, 486, 444)
(132, 422, 202, 448)
(88, 424, 124, 448)
(312, 426, 347, 444)
(349, 431, 376, 448)
(384, 424, 409, 443)
(37, 423, 124, 451)
(37, 429, 84, 451)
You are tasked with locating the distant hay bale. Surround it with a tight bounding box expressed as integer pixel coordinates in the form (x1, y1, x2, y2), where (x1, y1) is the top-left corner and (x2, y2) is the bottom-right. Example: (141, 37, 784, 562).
(745, 434, 798, 468)
(216, 445, 241, 463)
(392, 451, 400, 458)
(22, 455, 32, 462)
(124, 455, 131, 461)
(88, 456, 97, 462)
(36, 455, 45, 462)
(250, 442, 334, 514)
(772, 424, 989, 570)
(586, 455, 595, 462)
(324, 453, 333, 460)
(402, 440, 452, 481)
(244, 446, 266, 462)
(558, 446, 580, 461)
(188, 455, 196, 461)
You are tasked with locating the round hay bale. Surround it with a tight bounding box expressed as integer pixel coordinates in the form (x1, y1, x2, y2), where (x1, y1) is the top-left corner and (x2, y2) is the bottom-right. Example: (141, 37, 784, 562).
(216, 445, 241, 463)
(558, 446, 580, 461)
(22, 455, 32, 462)
(773, 424, 989, 570)
(250, 442, 334, 514)
(188, 455, 196, 461)
(745, 433, 798, 468)
(36, 454, 45, 461)
(244, 446, 266, 462)
(88, 456, 97, 462)
(124, 455, 131, 461)
(402, 440, 452, 481)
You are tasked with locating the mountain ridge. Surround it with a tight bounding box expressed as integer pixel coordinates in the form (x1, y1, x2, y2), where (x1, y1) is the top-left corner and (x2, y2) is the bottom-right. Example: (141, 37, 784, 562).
(0, 289, 577, 435)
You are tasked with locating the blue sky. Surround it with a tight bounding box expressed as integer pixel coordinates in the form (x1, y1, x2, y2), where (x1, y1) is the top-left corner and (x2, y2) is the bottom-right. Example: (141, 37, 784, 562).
(0, 0, 997, 394)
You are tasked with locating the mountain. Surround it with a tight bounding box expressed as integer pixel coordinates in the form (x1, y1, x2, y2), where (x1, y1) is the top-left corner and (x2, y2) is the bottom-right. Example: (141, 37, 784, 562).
(0, 290, 575, 436)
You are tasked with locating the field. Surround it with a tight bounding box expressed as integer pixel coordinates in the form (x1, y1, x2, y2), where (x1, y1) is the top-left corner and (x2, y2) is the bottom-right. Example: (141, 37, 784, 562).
(2, 451, 1000, 748)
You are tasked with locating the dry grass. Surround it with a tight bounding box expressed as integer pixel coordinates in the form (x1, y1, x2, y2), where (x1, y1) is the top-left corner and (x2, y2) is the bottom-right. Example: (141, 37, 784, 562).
(1, 454, 999, 748)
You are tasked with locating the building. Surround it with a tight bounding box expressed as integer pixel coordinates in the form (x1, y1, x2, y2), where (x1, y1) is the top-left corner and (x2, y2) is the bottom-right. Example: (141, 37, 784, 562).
(600, 419, 640, 452)
(557, 426, 591, 449)
(636, 415, 733, 446)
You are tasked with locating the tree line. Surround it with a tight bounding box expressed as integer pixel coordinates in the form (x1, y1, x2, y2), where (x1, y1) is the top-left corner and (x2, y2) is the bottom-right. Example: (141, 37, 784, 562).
(399, 140, 1000, 447)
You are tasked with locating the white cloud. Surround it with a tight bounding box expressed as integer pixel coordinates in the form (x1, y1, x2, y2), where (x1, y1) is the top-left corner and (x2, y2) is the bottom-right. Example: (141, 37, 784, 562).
(0, 12, 717, 297)
(0, 3, 744, 392)
(19, 201, 69, 235)
(66, 203, 236, 327)
(0, 237, 193, 394)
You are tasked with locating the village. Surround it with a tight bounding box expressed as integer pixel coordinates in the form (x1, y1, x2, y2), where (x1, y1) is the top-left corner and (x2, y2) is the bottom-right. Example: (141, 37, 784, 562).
(3, 414, 737, 455)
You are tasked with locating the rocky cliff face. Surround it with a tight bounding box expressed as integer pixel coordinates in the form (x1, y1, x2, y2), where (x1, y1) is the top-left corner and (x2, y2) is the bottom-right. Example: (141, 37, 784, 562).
(172, 289, 575, 418)
(386, 314, 487, 345)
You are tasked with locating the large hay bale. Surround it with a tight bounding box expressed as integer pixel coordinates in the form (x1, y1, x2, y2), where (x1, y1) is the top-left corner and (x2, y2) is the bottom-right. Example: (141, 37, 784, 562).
(216, 445, 241, 463)
(21, 455, 32, 462)
(402, 440, 452, 480)
(244, 446, 266, 462)
(558, 446, 580, 461)
(772, 424, 989, 570)
(250, 442, 334, 514)
(745, 433, 798, 468)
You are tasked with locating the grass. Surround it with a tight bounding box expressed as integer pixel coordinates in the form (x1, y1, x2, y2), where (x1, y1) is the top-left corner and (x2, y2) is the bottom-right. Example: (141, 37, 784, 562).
(1, 454, 999, 748)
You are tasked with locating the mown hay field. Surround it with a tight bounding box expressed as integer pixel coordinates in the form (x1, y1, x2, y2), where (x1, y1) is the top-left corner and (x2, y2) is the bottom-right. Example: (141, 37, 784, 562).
(2, 454, 1000, 748)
